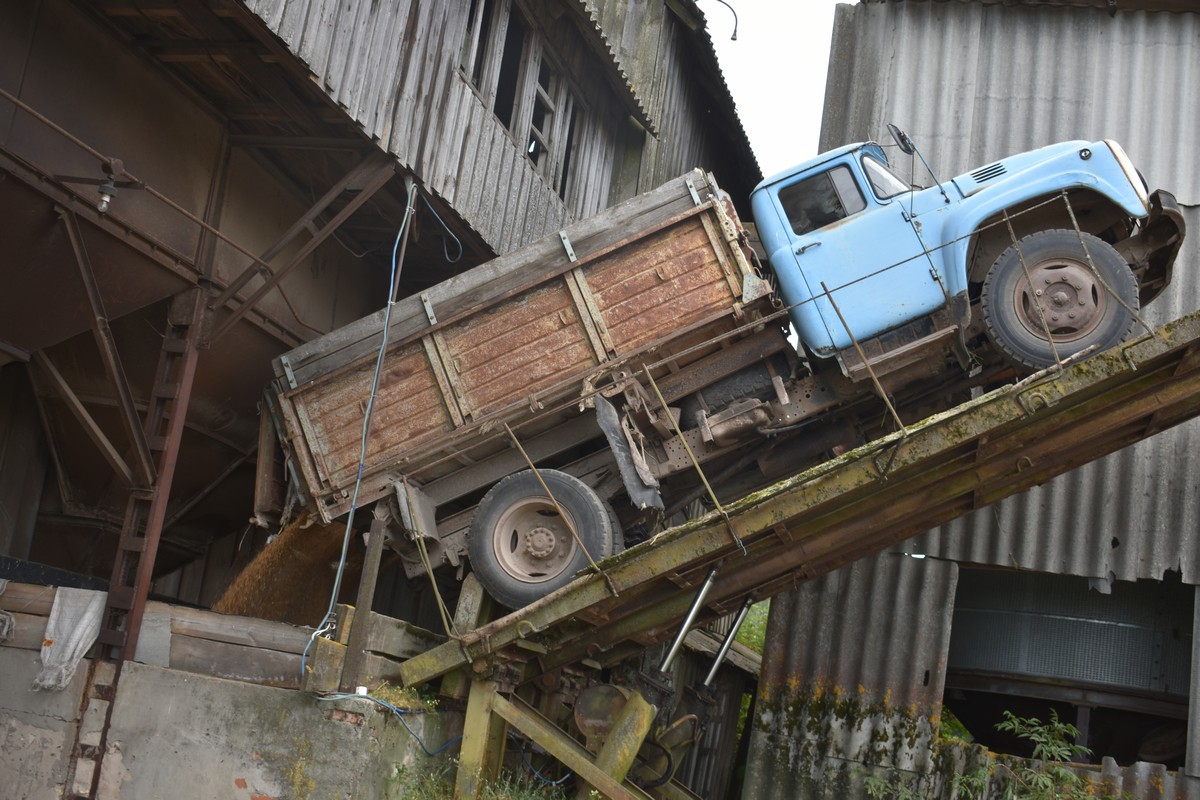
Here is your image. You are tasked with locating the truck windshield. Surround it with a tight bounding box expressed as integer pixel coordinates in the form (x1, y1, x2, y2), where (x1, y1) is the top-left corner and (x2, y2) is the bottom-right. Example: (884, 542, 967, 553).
(862, 155, 911, 199)
(777, 165, 866, 236)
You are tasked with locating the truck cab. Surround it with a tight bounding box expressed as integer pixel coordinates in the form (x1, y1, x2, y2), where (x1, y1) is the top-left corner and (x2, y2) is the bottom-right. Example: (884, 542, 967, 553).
(750, 134, 1184, 377)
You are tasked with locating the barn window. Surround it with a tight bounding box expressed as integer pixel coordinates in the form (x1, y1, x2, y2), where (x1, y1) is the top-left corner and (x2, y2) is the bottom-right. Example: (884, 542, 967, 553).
(460, 0, 586, 202)
(460, 0, 496, 89)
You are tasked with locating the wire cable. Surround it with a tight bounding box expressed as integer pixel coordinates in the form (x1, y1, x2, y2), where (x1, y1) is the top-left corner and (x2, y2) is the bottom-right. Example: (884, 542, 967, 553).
(315, 692, 462, 757)
(419, 193, 463, 263)
(311, 177, 419, 654)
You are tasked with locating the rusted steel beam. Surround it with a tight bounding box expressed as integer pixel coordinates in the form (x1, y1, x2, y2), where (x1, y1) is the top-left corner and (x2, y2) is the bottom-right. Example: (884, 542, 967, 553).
(30, 351, 134, 487)
(399, 309, 1200, 689)
(210, 149, 393, 310)
(209, 157, 396, 343)
(119, 287, 208, 660)
(59, 209, 157, 487)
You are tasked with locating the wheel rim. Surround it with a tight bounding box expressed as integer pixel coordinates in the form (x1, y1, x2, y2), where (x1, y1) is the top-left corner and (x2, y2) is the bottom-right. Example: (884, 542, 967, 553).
(1012, 258, 1107, 344)
(490, 497, 578, 585)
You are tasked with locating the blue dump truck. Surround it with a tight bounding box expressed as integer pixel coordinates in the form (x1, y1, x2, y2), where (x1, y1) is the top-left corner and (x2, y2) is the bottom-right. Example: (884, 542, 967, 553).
(266, 128, 1184, 609)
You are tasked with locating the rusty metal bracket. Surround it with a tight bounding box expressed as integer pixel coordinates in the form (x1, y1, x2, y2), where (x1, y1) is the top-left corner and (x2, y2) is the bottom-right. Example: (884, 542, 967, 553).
(278, 354, 298, 389)
(420, 292, 438, 325)
(685, 178, 702, 207)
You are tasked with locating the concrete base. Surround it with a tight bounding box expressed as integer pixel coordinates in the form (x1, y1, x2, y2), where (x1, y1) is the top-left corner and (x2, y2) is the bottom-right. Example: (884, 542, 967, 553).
(0, 648, 87, 799)
(0, 648, 464, 799)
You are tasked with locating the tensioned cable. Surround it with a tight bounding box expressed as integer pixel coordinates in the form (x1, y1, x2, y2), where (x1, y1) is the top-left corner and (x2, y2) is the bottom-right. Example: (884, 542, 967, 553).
(307, 177, 418, 662)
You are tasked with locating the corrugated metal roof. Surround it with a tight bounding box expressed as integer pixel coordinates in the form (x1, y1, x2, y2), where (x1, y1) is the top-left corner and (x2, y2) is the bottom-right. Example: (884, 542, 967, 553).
(823, 2, 1200, 206)
(871, 0, 1199, 12)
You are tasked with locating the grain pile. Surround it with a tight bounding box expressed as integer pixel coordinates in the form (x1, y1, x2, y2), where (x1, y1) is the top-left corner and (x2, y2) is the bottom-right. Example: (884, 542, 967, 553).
(212, 514, 362, 626)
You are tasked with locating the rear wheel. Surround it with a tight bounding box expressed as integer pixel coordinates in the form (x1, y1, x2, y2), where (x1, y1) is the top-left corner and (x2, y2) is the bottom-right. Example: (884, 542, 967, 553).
(981, 229, 1138, 371)
(468, 469, 619, 609)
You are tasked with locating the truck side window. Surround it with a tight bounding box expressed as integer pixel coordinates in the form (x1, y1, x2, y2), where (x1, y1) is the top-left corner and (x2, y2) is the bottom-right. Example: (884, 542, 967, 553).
(777, 165, 866, 236)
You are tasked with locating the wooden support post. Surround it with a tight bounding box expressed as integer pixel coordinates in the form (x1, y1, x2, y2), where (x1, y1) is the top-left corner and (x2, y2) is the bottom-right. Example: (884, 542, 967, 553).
(441, 573, 492, 700)
(576, 691, 656, 800)
(490, 694, 652, 800)
(456, 679, 507, 799)
(341, 516, 388, 690)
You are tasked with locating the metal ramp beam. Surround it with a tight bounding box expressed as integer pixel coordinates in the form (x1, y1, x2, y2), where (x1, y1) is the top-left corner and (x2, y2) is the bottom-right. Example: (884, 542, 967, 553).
(401, 309, 1200, 693)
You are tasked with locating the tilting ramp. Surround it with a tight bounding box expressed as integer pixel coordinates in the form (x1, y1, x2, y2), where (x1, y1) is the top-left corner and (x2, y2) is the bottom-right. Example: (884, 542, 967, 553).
(398, 309, 1200, 797)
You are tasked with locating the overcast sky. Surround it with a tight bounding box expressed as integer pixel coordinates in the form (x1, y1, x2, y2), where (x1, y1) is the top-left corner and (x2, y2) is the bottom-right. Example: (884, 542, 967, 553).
(697, 0, 845, 177)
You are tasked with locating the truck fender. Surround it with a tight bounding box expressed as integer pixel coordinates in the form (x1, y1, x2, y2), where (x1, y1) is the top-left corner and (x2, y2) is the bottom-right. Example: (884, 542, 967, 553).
(938, 169, 1147, 298)
(595, 395, 665, 511)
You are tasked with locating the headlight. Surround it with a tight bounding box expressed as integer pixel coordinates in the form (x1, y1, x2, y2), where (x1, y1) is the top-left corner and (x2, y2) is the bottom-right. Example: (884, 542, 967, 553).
(1105, 140, 1150, 211)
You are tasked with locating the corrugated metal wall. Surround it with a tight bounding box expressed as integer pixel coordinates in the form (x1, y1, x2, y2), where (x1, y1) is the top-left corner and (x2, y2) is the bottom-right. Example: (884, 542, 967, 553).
(743, 553, 959, 796)
(821, 0, 1200, 586)
(750, 2, 1200, 796)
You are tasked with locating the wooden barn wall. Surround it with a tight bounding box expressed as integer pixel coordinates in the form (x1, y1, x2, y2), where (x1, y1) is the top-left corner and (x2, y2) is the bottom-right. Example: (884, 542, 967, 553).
(587, 0, 761, 205)
(244, 0, 630, 255)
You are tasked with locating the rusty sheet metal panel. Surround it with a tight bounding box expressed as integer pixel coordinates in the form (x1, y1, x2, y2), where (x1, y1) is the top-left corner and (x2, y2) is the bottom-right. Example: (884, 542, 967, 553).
(272, 170, 761, 522)
(282, 338, 456, 500)
(587, 214, 739, 352)
(440, 280, 597, 419)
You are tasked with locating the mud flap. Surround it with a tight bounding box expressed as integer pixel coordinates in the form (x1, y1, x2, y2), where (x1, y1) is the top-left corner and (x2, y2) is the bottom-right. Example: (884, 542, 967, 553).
(595, 395, 665, 511)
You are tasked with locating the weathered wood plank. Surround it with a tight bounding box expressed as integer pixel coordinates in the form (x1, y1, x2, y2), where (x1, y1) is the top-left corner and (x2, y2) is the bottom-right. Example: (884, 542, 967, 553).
(169, 635, 302, 689)
(362, 611, 445, 660)
(299, 637, 345, 693)
(279, 169, 713, 384)
(145, 600, 313, 655)
(2, 610, 48, 651)
(0, 583, 56, 616)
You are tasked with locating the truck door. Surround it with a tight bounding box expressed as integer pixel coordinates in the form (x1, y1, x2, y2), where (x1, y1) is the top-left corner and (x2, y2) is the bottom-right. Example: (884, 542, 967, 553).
(771, 160, 946, 357)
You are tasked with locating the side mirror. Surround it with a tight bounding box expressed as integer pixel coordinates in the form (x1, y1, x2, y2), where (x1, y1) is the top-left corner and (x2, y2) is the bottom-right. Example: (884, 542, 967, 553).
(887, 123, 915, 156)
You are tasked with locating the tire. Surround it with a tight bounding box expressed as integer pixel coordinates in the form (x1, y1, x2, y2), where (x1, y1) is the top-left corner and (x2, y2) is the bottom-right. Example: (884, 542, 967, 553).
(468, 469, 619, 609)
(981, 229, 1138, 371)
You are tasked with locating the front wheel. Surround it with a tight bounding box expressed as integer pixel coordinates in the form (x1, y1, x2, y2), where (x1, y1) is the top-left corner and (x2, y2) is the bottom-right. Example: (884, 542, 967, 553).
(468, 469, 619, 609)
(981, 229, 1138, 371)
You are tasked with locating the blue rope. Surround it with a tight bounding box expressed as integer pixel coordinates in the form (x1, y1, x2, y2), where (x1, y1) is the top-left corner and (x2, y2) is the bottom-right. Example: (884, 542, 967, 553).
(315, 692, 462, 758)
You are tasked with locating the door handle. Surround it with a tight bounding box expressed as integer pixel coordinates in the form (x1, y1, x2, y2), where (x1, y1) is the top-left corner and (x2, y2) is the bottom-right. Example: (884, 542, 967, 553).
(795, 241, 822, 255)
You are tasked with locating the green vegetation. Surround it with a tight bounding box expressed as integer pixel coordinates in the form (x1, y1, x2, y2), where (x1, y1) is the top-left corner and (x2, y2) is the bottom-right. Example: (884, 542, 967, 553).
(372, 680, 438, 711)
(389, 762, 569, 800)
(862, 709, 1133, 800)
(735, 599, 770, 654)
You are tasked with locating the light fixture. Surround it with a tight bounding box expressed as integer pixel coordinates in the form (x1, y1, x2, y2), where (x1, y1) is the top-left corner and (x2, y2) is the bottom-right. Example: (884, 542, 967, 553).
(97, 178, 117, 214)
